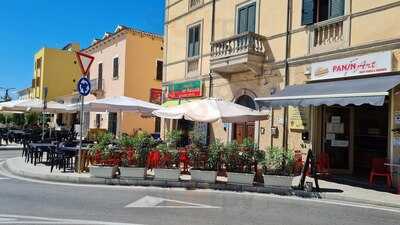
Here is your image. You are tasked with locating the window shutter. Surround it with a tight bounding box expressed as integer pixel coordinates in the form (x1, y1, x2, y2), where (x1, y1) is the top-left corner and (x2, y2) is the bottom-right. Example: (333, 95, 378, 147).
(247, 4, 256, 32)
(238, 7, 248, 33)
(301, 0, 315, 25)
(188, 28, 194, 57)
(194, 26, 200, 56)
(329, 0, 344, 19)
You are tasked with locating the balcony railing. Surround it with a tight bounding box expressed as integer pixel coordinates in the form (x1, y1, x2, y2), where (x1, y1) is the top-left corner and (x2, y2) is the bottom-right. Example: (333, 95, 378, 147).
(90, 78, 104, 95)
(211, 32, 267, 60)
(309, 16, 348, 53)
(189, 0, 203, 9)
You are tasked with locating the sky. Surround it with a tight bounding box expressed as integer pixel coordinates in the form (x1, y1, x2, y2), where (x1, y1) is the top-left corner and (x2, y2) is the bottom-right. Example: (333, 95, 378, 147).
(0, 0, 165, 98)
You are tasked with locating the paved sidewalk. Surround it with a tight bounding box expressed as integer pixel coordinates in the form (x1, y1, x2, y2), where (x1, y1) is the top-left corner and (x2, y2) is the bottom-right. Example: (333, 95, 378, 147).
(3, 157, 400, 208)
(0, 143, 23, 150)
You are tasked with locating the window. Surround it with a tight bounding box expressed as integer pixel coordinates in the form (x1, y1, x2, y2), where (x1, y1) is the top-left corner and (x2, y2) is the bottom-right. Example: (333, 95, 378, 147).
(98, 63, 103, 90)
(95, 114, 101, 128)
(156, 60, 163, 81)
(237, 2, 256, 34)
(302, 0, 345, 25)
(187, 24, 201, 58)
(113, 57, 119, 78)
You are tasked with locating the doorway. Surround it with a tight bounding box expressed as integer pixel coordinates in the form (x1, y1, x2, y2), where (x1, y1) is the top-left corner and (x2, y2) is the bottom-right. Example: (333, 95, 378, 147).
(233, 95, 256, 144)
(321, 104, 389, 175)
(323, 106, 352, 173)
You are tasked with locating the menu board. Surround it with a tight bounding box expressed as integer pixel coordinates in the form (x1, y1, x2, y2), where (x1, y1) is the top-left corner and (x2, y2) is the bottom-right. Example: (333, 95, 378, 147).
(289, 106, 308, 130)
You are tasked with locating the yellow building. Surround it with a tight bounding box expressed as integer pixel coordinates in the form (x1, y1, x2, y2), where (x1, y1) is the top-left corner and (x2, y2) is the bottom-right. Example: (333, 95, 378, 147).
(83, 25, 163, 135)
(164, 0, 400, 183)
(32, 43, 81, 101)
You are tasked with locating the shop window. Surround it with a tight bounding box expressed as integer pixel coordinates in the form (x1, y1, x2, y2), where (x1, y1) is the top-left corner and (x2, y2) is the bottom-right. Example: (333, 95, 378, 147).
(301, 0, 344, 25)
(156, 60, 163, 81)
(113, 57, 119, 79)
(237, 2, 256, 34)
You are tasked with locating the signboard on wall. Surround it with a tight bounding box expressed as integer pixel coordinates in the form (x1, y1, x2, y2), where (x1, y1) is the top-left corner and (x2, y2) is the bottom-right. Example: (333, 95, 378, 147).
(289, 106, 308, 130)
(168, 80, 202, 99)
(310, 51, 392, 80)
(150, 88, 162, 105)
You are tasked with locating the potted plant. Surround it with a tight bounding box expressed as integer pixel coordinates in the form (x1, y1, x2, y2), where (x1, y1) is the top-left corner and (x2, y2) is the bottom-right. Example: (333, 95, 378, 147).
(225, 138, 255, 185)
(118, 134, 145, 179)
(153, 143, 180, 181)
(262, 146, 295, 188)
(190, 139, 223, 183)
(89, 132, 119, 178)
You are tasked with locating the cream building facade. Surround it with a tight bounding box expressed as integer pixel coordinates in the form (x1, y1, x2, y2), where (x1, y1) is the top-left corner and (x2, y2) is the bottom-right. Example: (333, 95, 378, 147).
(163, 0, 400, 182)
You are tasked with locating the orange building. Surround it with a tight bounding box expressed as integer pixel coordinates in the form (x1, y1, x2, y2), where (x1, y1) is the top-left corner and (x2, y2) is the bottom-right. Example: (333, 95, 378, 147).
(83, 25, 163, 135)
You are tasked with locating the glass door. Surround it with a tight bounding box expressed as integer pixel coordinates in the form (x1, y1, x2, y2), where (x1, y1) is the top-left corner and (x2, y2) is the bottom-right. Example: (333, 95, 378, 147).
(323, 106, 353, 173)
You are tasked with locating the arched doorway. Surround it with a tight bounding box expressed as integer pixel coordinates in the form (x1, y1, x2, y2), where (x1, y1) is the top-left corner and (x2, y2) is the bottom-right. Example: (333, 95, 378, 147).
(233, 95, 256, 144)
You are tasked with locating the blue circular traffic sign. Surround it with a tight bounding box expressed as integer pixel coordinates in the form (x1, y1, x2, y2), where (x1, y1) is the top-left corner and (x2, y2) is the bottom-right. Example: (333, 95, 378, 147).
(77, 77, 91, 96)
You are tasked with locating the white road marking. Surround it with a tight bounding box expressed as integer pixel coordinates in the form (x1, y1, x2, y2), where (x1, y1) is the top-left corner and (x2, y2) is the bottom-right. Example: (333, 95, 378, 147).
(125, 195, 220, 209)
(0, 177, 10, 180)
(0, 214, 144, 225)
(1, 161, 399, 213)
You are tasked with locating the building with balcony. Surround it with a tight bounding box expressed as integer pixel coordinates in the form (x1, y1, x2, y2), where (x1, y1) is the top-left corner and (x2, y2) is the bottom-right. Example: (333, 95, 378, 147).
(164, 0, 400, 184)
(31, 43, 81, 101)
(83, 25, 163, 135)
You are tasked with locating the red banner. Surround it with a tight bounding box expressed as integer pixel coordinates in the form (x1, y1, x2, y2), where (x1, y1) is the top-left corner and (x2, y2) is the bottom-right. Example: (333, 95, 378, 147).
(150, 88, 162, 104)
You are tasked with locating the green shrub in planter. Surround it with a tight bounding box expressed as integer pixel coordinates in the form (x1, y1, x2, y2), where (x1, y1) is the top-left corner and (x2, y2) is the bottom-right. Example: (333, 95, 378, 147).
(264, 146, 295, 176)
(132, 132, 157, 167)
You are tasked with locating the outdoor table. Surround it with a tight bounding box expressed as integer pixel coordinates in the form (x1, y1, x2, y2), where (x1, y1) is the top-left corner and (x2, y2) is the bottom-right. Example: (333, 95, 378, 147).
(29, 143, 57, 165)
(384, 163, 400, 194)
(59, 146, 90, 173)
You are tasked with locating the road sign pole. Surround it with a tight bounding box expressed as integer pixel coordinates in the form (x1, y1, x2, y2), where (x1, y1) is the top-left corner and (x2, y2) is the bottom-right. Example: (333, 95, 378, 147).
(78, 94, 84, 173)
(75, 51, 94, 174)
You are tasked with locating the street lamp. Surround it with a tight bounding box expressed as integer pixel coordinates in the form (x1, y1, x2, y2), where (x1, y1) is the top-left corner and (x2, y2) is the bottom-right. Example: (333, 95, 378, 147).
(0, 87, 16, 102)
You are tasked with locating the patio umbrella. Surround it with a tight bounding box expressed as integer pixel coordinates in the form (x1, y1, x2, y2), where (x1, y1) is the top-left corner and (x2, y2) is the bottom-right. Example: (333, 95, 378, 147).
(83, 96, 163, 113)
(152, 98, 269, 123)
(0, 99, 72, 113)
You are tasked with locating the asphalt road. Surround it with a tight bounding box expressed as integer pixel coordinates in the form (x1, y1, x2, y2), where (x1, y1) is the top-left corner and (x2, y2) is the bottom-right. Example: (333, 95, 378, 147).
(0, 150, 399, 225)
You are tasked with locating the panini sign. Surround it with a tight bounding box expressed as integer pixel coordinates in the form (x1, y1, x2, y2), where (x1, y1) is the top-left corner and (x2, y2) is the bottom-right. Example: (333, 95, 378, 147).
(310, 51, 392, 80)
(168, 80, 202, 99)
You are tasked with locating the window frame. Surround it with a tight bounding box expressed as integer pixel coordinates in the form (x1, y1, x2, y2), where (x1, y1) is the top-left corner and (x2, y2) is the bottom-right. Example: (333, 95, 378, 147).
(235, 0, 258, 34)
(156, 60, 163, 81)
(187, 23, 202, 59)
(112, 57, 119, 79)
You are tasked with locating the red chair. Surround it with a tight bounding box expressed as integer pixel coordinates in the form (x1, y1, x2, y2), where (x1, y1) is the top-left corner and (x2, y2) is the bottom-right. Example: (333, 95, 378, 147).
(146, 150, 161, 170)
(178, 148, 190, 174)
(369, 158, 392, 189)
(316, 152, 330, 176)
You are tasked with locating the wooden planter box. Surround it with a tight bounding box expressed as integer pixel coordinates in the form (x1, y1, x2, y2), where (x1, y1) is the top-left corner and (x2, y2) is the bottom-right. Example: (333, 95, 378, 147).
(263, 175, 294, 187)
(154, 168, 180, 181)
(227, 172, 254, 185)
(119, 167, 146, 179)
(190, 170, 217, 183)
(89, 166, 118, 178)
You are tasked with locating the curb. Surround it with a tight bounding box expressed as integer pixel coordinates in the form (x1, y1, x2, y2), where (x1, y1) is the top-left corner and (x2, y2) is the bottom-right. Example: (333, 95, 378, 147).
(3, 158, 316, 198)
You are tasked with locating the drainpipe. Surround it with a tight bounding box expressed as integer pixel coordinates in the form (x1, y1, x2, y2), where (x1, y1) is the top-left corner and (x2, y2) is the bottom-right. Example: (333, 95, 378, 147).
(282, 0, 292, 150)
(209, 0, 216, 98)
